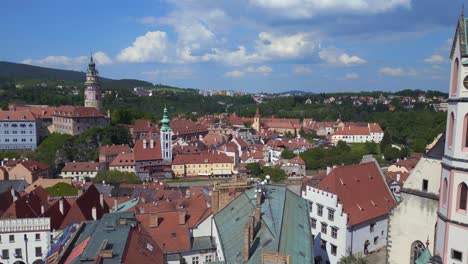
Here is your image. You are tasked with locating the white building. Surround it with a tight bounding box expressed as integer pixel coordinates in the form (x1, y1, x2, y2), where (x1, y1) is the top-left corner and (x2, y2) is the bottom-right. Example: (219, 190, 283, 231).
(60, 161, 101, 180)
(387, 134, 444, 264)
(0, 217, 51, 264)
(0, 110, 38, 150)
(434, 10, 468, 263)
(330, 123, 384, 145)
(302, 161, 396, 264)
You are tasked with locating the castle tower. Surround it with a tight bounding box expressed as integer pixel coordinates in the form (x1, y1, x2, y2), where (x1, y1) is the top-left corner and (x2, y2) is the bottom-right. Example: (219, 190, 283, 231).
(253, 107, 261, 131)
(434, 9, 468, 263)
(84, 55, 103, 112)
(160, 107, 172, 162)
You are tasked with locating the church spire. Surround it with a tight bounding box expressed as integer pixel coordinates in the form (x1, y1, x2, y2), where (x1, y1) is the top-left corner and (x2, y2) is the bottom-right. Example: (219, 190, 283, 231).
(160, 106, 171, 132)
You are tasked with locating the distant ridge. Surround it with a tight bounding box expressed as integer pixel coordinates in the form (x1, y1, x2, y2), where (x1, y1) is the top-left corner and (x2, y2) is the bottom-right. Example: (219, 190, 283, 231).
(0, 61, 152, 89)
(280, 90, 313, 95)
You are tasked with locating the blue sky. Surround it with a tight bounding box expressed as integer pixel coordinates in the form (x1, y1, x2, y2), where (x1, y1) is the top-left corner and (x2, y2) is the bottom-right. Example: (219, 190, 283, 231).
(0, 0, 462, 93)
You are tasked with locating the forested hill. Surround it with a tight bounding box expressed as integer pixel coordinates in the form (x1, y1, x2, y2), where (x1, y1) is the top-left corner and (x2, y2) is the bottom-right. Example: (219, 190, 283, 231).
(0, 61, 152, 89)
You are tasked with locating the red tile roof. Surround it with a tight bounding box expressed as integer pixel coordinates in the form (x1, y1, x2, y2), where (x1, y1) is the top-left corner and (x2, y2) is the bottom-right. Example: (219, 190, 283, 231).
(288, 156, 305, 165)
(170, 119, 208, 136)
(316, 162, 397, 226)
(122, 227, 164, 264)
(133, 139, 162, 161)
(99, 144, 131, 155)
(0, 110, 37, 122)
(110, 152, 135, 167)
(385, 171, 410, 186)
(133, 119, 159, 133)
(17, 160, 49, 173)
(173, 151, 233, 165)
(62, 162, 99, 172)
(52, 106, 106, 118)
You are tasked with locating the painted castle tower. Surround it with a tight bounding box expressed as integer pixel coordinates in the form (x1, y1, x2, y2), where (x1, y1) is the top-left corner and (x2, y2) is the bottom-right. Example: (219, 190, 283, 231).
(434, 9, 468, 263)
(84, 55, 103, 112)
(160, 107, 172, 162)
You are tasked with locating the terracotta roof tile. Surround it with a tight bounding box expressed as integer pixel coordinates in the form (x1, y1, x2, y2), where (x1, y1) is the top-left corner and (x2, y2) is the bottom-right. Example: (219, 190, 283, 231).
(99, 144, 131, 155)
(133, 139, 162, 161)
(0, 110, 37, 122)
(110, 152, 135, 167)
(62, 162, 99, 172)
(52, 106, 106, 118)
(173, 151, 232, 165)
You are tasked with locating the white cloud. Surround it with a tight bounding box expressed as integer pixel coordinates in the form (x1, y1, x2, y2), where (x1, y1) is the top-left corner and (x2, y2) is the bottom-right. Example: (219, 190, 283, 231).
(255, 32, 319, 60)
(293, 66, 313, 74)
(224, 70, 245, 78)
(345, 73, 359, 79)
(93, 51, 113, 65)
(117, 31, 170, 63)
(319, 47, 366, 67)
(246, 65, 273, 75)
(21, 55, 88, 70)
(249, 0, 411, 18)
(380, 67, 417, 77)
(424, 54, 445, 64)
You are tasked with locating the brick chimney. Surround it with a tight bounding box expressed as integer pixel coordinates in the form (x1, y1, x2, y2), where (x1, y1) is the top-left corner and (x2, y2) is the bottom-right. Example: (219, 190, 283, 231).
(255, 205, 261, 225)
(178, 208, 186, 225)
(249, 214, 255, 241)
(243, 223, 251, 262)
(212, 190, 220, 214)
(149, 213, 159, 228)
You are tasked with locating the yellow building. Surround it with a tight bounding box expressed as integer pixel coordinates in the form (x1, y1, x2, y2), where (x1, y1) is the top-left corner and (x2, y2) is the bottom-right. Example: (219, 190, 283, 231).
(172, 151, 234, 177)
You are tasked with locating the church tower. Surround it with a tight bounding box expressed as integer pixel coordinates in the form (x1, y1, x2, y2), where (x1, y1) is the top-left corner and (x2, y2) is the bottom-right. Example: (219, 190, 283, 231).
(84, 55, 103, 112)
(434, 9, 468, 263)
(160, 107, 172, 162)
(253, 107, 261, 131)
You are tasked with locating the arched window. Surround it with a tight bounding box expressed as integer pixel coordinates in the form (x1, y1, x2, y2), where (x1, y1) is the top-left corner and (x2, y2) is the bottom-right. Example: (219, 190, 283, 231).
(457, 182, 468, 211)
(452, 58, 459, 96)
(449, 112, 455, 148)
(442, 178, 448, 207)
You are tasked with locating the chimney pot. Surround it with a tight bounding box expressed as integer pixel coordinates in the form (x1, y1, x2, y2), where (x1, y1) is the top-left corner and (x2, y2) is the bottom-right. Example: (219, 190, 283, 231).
(149, 213, 159, 228)
(179, 208, 187, 225)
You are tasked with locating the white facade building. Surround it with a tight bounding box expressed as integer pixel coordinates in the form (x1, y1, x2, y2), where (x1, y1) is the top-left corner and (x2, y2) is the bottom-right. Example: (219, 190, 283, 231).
(0, 217, 51, 264)
(302, 162, 396, 264)
(330, 123, 384, 145)
(0, 111, 38, 150)
(434, 11, 468, 263)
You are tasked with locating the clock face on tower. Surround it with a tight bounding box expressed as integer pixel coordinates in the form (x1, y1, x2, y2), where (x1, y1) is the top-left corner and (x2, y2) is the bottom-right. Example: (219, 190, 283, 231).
(464, 75, 468, 89)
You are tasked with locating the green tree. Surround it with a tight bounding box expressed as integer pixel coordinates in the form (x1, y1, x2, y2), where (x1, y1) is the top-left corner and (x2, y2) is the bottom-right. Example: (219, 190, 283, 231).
(243, 121, 252, 128)
(46, 182, 79, 197)
(281, 149, 296, 159)
(383, 147, 401, 162)
(260, 167, 287, 183)
(411, 138, 427, 153)
(34, 133, 72, 164)
(338, 254, 368, 264)
(246, 162, 263, 177)
(283, 131, 294, 138)
(365, 142, 378, 154)
(94, 170, 141, 185)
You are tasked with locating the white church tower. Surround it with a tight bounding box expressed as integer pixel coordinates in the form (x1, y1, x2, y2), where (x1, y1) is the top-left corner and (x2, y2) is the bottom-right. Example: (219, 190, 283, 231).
(160, 107, 172, 162)
(434, 8, 468, 263)
(84, 55, 103, 112)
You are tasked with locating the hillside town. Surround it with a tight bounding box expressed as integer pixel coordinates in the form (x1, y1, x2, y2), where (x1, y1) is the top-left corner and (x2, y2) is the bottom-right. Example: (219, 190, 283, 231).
(2, 3, 468, 264)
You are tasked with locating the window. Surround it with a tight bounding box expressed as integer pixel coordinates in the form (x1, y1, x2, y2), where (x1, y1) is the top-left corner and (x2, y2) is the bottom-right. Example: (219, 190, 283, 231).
(331, 244, 337, 256)
(35, 247, 42, 257)
(311, 218, 316, 229)
(370, 223, 375, 233)
(458, 183, 468, 211)
(1, 249, 8, 259)
(321, 223, 327, 234)
(374, 236, 379, 245)
(422, 179, 429, 192)
(320, 239, 327, 250)
(35, 233, 40, 240)
(451, 249, 463, 261)
(205, 255, 213, 262)
(442, 178, 448, 207)
(308, 201, 313, 213)
(449, 112, 455, 148)
(15, 248, 22, 258)
(192, 256, 199, 264)
(317, 204, 323, 216)
(452, 58, 459, 96)
(328, 209, 335, 221)
(9, 235, 14, 243)
(331, 227, 338, 239)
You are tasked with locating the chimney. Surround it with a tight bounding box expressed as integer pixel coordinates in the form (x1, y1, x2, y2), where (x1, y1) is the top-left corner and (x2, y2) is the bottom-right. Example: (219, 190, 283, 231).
(212, 190, 220, 214)
(143, 139, 147, 149)
(149, 213, 159, 228)
(59, 199, 64, 215)
(255, 205, 261, 224)
(249, 214, 255, 241)
(326, 166, 332, 175)
(179, 208, 187, 225)
(150, 139, 154, 149)
(113, 198, 118, 212)
(397, 173, 401, 182)
(256, 190, 262, 206)
(92, 206, 97, 220)
(100, 193, 104, 208)
(41, 205, 45, 215)
(186, 189, 191, 199)
(10, 189, 17, 202)
(243, 223, 251, 262)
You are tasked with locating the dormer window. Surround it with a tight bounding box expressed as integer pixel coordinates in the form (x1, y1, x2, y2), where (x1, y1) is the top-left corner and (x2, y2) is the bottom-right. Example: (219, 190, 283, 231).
(3, 115, 9, 120)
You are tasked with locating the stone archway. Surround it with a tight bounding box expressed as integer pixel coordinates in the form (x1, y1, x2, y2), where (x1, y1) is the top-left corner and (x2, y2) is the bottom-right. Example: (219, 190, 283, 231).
(409, 240, 426, 264)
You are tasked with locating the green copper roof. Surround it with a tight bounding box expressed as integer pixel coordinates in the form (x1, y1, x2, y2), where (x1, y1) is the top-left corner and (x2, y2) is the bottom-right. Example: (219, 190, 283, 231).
(415, 248, 432, 264)
(213, 185, 314, 264)
(160, 107, 171, 132)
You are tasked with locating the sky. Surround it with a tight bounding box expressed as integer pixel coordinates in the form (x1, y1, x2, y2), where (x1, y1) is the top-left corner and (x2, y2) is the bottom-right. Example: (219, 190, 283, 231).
(0, 0, 463, 93)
